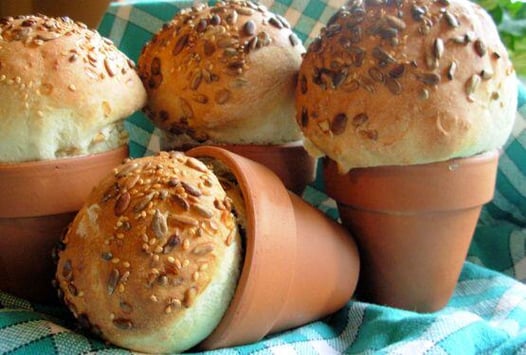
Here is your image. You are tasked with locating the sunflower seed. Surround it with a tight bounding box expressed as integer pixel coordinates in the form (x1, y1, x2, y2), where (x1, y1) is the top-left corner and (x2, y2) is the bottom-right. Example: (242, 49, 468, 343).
(196, 19, 207, 32)
(163, 234, 181, 254)
(300, 75, 308, 94)
(331, 113, 348, 135)
(217, 36, 236, 48)
(326, 23, 342, 37)
(113, 318, 133, 330)
(210, 14, 221, 26)
(115, 192, 131, 216)
(411, 5, 426, 21)
(300, 107, 309, 127)
(215, 89, 231, 104)
(333, 69, 348, 88)
(172, 194, 190, 211)
(226, 10, 238, 25)
(120, 301, 133, 314)
(385, 15, 406, 30)
(268, 17, 283, 29)
(379, 26, 398, 39)
(372, 46, 396, 65)
(116, 162, 139, 178)
(276, 14, 291, 28)
(465, 74, 481, 97)
(474, 39, 486, 57)
(343, 79, 360, 92)
(368, 67, 384, 82)
(444, 11, 459, 27)
(257, 31, 271, 46)
(418, 72, 441, 85)
(62, 260, 73, 281)
(184, 287, 197, 307)
(173, 34, 189, 56)
(134, 192, 155, 212)
(243, 20, 255, 36)
(389, 64, 405, 78)
(107, 269, 120, 295)
(192, 243, 215, 255)
(236, 7, 254, 16)
(190, 70, 202, 90)
(360, 129, 378, 140)
(289, 33, 299, 47)
(447, 61, 457, 80)
(433, 38, 444, 59)
(385, 77, 402, 95)
(352, 113, 369, 128)
(152, 209, 168, 239)
(480, 69, 493, 80)
(192, 204, 213, 218)
(450, 35, 466, 45)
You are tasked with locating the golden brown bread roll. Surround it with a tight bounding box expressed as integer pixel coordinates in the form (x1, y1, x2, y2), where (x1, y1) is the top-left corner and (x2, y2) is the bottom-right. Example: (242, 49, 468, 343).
(0, 14, 146, 162)
(295, 0, 517, 173)
(54, 151, 242, 353)
(138, 0, 305, 147)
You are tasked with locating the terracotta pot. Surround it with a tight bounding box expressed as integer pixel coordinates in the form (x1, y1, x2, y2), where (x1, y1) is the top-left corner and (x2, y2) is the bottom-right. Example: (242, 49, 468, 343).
(323, 150, 499, 313)
(0, 146, 129, 303)
(173, 141, 317, 195)
(221, 141, 317, 195)
(187, 146, 359, 350)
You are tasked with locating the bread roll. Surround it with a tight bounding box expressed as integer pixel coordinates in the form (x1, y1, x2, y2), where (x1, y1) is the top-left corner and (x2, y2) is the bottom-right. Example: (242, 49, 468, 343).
(54, 151, 242, 353)
(138, 0, 305, 146)
(295, 0, 517, 173)
(0, 14, 147, 162)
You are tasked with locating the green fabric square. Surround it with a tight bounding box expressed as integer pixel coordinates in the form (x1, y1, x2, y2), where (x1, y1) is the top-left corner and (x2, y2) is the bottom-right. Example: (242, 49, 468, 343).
(303, 0, 327, 20)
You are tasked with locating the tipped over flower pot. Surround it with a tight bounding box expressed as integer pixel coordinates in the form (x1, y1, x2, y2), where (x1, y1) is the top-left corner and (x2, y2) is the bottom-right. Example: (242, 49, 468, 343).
(0, 146, 129, 302)
(54, 148, 359, 354)
(188, 146, 359, 350)
(323, 150, 499, 312)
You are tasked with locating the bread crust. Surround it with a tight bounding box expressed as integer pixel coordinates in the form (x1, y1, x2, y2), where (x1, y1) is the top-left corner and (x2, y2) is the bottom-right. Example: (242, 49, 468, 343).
(138, 0, 305, 145)
(295, 0, 517, 172)
(0, 15, 147, 162)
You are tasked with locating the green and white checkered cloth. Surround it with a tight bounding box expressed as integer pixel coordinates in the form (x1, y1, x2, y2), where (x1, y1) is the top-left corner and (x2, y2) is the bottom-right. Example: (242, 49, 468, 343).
(1, 1, 526, 354)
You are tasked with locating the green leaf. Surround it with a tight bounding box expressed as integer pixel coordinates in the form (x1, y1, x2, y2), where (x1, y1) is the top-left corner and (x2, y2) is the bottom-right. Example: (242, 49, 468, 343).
(473, 0, 526, 76)
(498, 12, 526, 37)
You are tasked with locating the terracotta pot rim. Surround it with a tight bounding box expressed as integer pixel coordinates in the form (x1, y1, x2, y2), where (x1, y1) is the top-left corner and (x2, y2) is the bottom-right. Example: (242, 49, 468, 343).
(0, 146, 127, 171)
(216, 140, 305, 148)
(187, 146, 297, 347)
(0, 146, 129, 218)
(327, 149, 500, 173)
(324, 149, 500, 212)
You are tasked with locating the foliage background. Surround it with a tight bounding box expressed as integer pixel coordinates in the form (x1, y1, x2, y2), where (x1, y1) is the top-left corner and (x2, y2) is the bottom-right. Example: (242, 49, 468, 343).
(475, 0, 526, 78)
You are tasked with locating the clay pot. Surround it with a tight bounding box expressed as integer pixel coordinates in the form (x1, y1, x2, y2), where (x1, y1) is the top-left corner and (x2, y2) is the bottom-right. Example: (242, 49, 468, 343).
(221, 141, 317, 195)
(187, 146, 359, 350)
(173, 141, 317, 195)
(0, 146, 129, 303)
(323, 150, 499, 312)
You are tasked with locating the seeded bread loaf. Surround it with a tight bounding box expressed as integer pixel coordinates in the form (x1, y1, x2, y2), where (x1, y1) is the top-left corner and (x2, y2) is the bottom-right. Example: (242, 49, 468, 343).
(137, 0, 305, 147)
(296, 0, 517, 173)
(0, 14, 146, 162)
(54, 151, 242, 354)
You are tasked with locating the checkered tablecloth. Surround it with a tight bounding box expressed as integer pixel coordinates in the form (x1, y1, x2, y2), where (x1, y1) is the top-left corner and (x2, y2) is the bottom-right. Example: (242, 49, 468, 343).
(1, 1, 526, 354)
